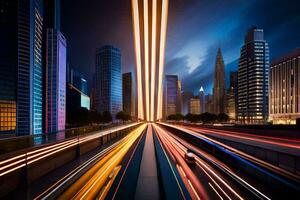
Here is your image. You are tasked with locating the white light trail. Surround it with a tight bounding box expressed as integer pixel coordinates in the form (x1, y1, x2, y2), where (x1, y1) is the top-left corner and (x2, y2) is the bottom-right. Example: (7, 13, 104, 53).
(157, 0, 169, 120)
(131, 0, 144, 120)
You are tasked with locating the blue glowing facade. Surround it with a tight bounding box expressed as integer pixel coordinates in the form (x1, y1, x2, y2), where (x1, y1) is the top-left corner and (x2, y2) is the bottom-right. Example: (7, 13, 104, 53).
(0, 0, 44, 135)
(95, 45, 122, 117)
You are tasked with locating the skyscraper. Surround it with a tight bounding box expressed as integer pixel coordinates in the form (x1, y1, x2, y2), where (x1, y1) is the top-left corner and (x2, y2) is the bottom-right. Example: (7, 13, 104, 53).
(269, 48, 300, 124)
(182, 91, 194, 115)
(44, 0, 67, 133)
(67, 67, 88, 95)
(131, 0, 169, 121)
(123, 72, 134, 117)
(212, 48, 226, 115)
(177, 80, 182, 114)
(95, 45, 122, 117)
(199, 86, 205, 114)
(66, 67, 90, 117)
(45, 30, 66, 133)
(226, 71, 238, 121)
(238, 27, 269, 124)
(90, 74, 97, 111)
(0, 0, 44, 135)
(189, 98, 201, 115)
(164, 75, 180, 118)
(205, 94, 214, 113)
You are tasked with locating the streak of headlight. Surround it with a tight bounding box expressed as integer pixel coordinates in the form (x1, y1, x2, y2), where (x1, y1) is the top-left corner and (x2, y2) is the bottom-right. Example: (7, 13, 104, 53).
(150, 0, 157, 122)
(157, 0, 168, 120)
(131, 0, 144, 120)
(143, 0, 150, 121)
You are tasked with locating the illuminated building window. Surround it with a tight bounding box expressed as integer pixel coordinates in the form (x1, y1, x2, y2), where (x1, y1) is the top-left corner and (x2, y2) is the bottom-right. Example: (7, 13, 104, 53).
(0, 100, 16, 131)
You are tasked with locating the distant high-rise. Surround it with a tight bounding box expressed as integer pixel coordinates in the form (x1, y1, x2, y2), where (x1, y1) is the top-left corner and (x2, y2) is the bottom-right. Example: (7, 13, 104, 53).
(226, 71, 238, 121)
(199, 86, 205, 114)
(269, 48, 300, 124)
(66, 67, 90, 117)
(238, 27, 269, 124)
(205, 94, 213, 113)
(45, 30, 67, 133)
(189, 98, 200, 115)
(90, 74, 97, 111)
(0, 0, 44, 135)
(123, 72, 134, 117)
(177, 80, 182, 114)
(164, 75, 180, 118)
(182, 91, 194, 115)
(95, 45, 122, 117)
(67, 67, 88, 95)
(212, 48, 226, 114)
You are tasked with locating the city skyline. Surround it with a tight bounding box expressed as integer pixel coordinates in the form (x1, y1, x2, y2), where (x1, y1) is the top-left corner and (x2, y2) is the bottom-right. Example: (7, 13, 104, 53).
(60, 0, 300, 94)
(0, 1, 300, 199)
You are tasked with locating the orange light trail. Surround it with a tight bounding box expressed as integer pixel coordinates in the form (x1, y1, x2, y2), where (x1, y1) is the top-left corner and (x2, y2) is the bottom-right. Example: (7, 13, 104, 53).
(131, 0, 168, 121)
(0, 123, 141, 177)
(57, 124, 147, 200)
(131, 0, 144, 120)
(150, 0, 157, 122)
(143, 0, 150, 121)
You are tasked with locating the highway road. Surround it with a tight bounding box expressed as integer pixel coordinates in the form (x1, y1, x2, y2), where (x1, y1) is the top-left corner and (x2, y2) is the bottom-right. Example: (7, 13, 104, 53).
(173, 123, 300, 181)
(153, 124, 273, 200)
(158, 123, 300, 198)
(35, 124, 147, 200)
(183, 125, 300, 152)
(29, 123, 300, 200)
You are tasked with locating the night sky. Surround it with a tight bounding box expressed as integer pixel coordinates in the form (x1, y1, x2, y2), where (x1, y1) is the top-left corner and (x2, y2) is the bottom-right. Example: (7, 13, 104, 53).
(61, 0, 300, 95)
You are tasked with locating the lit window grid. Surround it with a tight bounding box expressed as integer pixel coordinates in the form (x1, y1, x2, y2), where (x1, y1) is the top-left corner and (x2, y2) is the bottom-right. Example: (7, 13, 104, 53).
(0, 101, 16, 131)
(269, 53, 300, 124)
(237, 39, 269, 124)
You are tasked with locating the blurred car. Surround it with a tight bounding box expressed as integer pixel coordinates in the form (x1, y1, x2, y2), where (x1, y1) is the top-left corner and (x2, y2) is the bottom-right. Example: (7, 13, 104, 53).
(184, 150, 196, 165)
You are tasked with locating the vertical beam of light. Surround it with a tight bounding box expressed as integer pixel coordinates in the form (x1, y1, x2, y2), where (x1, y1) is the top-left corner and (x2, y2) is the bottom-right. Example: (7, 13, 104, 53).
(150, 0, 157, 122)
(143, 0, 150, 121)
(131, 0, 144, 120)
(157, 0, 169, 120)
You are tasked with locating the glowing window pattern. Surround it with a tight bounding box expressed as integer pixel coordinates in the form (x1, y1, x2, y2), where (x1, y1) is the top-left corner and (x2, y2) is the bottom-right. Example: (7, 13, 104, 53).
(0, 101, 16, 131)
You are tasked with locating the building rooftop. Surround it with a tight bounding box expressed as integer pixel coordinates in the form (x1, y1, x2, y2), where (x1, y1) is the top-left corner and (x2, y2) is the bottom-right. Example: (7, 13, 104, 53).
(271, 48, 300, 66)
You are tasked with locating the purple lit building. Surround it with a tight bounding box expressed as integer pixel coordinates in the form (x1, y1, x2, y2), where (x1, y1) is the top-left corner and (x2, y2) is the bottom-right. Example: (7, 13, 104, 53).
(45, 30, 67, 133)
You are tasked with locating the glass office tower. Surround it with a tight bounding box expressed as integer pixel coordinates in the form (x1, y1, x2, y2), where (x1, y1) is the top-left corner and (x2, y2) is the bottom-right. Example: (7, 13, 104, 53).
(0, 0, 44, 135)
(45, 30, 66, 133)
(238, 27, 270, 124)
(95, 45, 122, 117)
(122, 72, 134, 117)
(164, 75, 179, 118)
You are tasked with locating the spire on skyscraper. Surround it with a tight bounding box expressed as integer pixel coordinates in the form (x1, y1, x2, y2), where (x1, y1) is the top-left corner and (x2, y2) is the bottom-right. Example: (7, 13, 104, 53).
(200, 86, 204, 92)
(212, 48, 226, 114)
